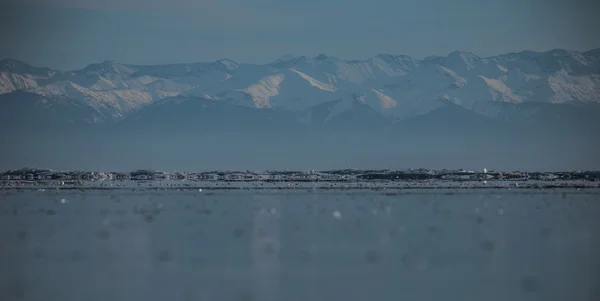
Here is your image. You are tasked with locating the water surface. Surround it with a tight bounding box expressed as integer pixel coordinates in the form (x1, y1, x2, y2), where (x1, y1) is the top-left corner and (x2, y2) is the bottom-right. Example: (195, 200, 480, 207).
(1, 188, 599, 301)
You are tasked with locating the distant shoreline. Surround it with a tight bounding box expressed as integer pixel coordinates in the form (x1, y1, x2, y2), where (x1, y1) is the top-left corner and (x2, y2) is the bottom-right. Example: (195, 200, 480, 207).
(1, 168, 599, 190)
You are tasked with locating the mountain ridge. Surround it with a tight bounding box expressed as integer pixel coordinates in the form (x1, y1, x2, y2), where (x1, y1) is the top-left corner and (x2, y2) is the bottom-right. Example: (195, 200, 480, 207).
(4, 47, 599, 71)
(1, 48, 600, 134)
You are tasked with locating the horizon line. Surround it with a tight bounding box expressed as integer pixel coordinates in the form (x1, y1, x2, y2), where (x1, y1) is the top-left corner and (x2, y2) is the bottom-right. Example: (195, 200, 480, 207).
(2, 47, 599, 72)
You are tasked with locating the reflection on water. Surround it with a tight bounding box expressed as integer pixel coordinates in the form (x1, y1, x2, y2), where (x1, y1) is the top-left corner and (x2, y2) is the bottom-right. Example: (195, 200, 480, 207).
(252, 195, 281, 301)
(0, 188, 599, 301)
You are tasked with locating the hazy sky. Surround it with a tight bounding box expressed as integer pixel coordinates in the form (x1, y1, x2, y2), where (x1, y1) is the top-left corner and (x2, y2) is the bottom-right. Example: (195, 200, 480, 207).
(1, 0, 599, 70)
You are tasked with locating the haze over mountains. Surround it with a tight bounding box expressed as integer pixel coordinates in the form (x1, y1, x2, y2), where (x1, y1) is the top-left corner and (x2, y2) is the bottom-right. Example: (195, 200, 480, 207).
(1, 49, 599, 171)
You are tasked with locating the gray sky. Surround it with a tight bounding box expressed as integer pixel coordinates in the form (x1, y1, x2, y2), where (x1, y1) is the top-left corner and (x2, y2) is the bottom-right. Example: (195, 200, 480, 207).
(1, 0, 599, 70)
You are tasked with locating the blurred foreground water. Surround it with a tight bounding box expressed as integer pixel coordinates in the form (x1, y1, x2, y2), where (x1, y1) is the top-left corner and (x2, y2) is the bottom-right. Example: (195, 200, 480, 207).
(1, 188, 599, 301)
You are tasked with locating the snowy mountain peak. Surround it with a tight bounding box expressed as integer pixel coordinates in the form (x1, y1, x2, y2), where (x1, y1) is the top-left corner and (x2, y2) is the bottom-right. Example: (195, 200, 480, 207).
(313, 54, 336, 61)
(0, 59, 58, 77)
(216, 59, 239, 71)
(2, 48, 600, 124)
(81, 60, 135, 76)
(374, 53, 417, 62)
(447, 51, 483, 69)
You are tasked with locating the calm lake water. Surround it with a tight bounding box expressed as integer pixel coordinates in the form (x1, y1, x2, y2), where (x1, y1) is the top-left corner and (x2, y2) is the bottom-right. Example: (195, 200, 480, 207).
(1, 188, 599, 301)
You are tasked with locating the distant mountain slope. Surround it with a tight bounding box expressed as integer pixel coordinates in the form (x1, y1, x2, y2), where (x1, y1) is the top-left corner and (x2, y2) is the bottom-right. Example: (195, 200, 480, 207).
(1, 48, 599, 124)
(299, 94, 391, 131)
(3, 50, 600, 172)
(472, 101, 600, 135)
(394, 103, 512, 136)
(0, 91, 105, 128)
(117, 95, 305, 133)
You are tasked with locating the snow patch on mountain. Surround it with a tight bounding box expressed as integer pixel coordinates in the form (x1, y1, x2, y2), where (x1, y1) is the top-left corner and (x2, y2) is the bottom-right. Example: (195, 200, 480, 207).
(243, 74, 285, 108)
(289, 68, 336, 92)
(371, 89, 397, 109)
(548, 70, 600, 103)
(497, 64, 509, 73)
(478, 75, 522, 103)
(439, 66, 467, 88)
(0, 72, 39, 94)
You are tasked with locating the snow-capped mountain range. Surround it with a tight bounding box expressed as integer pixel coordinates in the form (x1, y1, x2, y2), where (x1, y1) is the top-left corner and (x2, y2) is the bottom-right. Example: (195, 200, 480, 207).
(1, 48, 600, 129)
